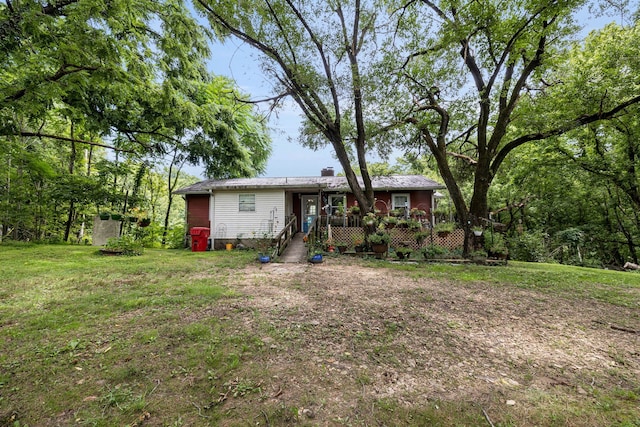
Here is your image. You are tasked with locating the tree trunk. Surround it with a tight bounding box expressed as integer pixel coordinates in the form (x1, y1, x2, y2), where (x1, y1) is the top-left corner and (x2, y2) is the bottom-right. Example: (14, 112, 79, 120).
(64, 122, 76, 242)
(162, 195, 173, 247)
(63, 201, 75, 242)
(162, 151, 183, 247)
(328, 131, 375, 213)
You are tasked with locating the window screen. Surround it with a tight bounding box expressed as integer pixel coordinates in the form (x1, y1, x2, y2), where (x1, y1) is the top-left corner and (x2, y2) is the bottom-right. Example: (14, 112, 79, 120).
(239, 194, 256, 212)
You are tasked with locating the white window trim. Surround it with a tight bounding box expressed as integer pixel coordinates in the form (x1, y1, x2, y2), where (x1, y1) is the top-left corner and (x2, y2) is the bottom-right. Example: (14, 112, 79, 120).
(239, 193, 256, 212)
(391, 193, 410, 210)
(328, 194, 346, 215)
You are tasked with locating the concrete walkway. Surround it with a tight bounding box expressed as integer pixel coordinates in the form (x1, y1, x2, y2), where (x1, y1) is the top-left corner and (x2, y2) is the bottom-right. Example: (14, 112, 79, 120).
(277, 233, 308, 263)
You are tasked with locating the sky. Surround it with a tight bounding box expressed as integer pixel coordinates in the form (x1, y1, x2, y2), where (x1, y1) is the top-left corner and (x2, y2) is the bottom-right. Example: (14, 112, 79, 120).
(205, 40, 339, 178)
(190, 5, 626, 180)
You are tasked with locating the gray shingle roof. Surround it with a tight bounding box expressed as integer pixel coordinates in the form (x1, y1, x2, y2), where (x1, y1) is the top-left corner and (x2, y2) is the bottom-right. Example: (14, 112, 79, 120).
(174, 175, 444, 194)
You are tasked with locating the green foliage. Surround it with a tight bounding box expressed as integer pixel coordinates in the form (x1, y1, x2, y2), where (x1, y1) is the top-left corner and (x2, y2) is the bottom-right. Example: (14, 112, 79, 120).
(383, 216, 398, 227)
(422, 244, 449, 259)
(369, 231, 390, 245)
(165, 225, 187, 249)
(394, 247, 413, 258)
(484, 230, 508, 255)
(508, 231, 550, 263)
(414, 231, 430, 244)
(434, 222, 455, 233)
(103, 236, 144, 256)
(407, 219, 423, 231)
(0, 0, 271, 246)
(469, 249, 488, 259)
(252, 231, 274, 255)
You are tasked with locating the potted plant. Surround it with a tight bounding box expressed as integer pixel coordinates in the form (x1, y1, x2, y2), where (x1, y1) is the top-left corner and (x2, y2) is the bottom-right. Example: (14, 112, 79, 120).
(410, 208, 426, 217)
(348, 205, 360, 216)
(369, 231, 390, 255)
(414, 231, 430, 245)
(383, 216, 398, 229)
(472, 226, 483, 237)
(434, 222, 455, 237)
(335, 241, 349, 254)
(138, 218, 151, 227)
(110, 213, 123, 221)
(331, 204, 345, 225)
(396, 219, 409, 228)
(389, 208, 404, 217)
(484, 230, 508, 259)
(99, 212, 111, 220)
(308, 249, 324, 263)
(394, 247, 412, 260)
(363, 212, 378, 232)
(407, 219, 422, 231)
(254, 231, 274, 262)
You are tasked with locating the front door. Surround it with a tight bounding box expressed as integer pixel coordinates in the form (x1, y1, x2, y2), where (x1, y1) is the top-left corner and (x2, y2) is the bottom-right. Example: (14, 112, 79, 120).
(301, 195, 318, 233)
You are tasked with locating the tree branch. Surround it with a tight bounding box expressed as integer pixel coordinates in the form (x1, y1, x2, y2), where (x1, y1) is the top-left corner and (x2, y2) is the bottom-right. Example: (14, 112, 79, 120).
(196, 0, 335, 131)
(448, 151, 477, 165)
(5, 64, 99, 102)
(17, 132, 137, 153)
(42, 0, 80, 16)
(492, 94, 640, 174)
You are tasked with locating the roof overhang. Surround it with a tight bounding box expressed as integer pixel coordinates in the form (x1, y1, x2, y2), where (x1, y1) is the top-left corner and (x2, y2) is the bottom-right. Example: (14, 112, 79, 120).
(174, 175, 445, 195)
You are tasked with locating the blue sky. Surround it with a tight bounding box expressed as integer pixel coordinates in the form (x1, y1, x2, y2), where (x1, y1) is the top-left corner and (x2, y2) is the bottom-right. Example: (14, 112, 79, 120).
(205, 40, 339, 178)
(192, 7, 623, 179)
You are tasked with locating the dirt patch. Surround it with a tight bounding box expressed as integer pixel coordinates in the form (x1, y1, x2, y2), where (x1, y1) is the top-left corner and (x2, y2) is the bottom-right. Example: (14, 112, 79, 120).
(219, 258, 640, 424)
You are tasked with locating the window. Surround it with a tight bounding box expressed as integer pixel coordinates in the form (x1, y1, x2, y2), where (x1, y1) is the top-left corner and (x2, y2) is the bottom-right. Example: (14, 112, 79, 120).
(328, 194, 346, 215)
(392, 193, 410, 214)
(239, 194, 256, 212)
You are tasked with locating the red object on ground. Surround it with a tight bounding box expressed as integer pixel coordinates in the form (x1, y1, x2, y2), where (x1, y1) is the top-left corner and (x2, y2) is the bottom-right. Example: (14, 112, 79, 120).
(190, 227, 210, 252)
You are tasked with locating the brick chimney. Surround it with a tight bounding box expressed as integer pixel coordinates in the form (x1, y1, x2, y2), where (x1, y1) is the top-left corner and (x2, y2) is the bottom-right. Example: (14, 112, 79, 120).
(321, 167, 334, 176)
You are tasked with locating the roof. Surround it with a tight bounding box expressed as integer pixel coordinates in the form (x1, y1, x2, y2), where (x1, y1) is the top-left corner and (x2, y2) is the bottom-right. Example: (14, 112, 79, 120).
(174, 174, 445, 195)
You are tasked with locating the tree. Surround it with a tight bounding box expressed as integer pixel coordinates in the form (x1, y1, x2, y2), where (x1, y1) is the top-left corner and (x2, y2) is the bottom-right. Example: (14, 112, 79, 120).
(194, 0, 403, 213)
(0, 1, 272, 242)
(1, 0, 210, 152)
(156, 77, 271, 245)
(543, 24, 640, 263)
(392, 1, 640, 253)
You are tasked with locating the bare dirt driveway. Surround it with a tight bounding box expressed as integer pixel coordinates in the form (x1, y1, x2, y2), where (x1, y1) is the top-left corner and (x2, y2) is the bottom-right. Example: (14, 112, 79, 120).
(212, 257, 639, 426)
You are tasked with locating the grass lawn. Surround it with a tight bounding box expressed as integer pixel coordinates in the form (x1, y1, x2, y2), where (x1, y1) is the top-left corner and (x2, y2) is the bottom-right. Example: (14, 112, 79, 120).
(0, 243, 639, 426)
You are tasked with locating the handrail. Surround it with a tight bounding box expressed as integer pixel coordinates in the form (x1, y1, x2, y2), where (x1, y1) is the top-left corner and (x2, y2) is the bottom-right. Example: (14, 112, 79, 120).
(317, 214, 361, 227)
(274, 215, 297, 256)
(304, 216, 320, 245)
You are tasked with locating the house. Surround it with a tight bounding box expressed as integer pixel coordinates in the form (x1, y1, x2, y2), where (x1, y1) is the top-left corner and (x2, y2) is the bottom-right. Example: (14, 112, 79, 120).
(174, 167, 446, 249)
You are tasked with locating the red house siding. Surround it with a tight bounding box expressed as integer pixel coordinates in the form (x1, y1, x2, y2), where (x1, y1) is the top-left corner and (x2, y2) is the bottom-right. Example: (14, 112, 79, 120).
(186, 195, 210, 231)
(345, 191, 433, 213)
(408, 190, 432, 213)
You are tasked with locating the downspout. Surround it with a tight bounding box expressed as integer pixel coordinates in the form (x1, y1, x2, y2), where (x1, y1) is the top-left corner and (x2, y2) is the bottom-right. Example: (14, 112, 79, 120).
(209, 189, 214, 251)
(431, 192, 435, 226)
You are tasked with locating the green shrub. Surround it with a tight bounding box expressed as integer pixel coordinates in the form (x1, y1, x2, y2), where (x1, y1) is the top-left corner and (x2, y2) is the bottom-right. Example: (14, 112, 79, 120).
(422, 244, 449, 259)
(434, 222, 455, 233)
(414, 231, 429, 244)
(508, 230, 550, 262)
(484, 229, 508, 256)
(104, 235, 144, 255)
(369, 231, 390, 245)
(166, 225, 187, 249)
